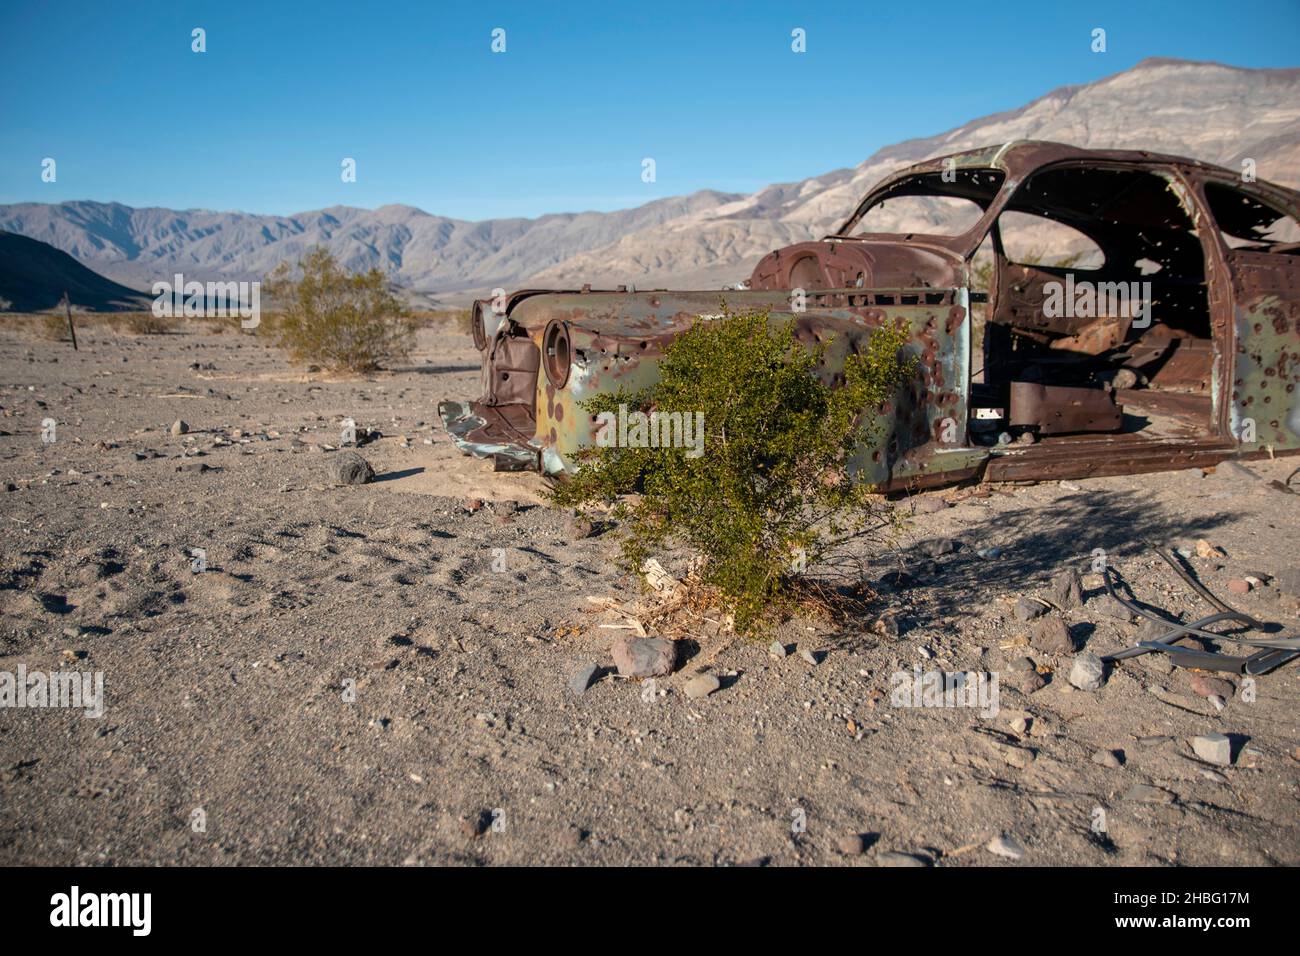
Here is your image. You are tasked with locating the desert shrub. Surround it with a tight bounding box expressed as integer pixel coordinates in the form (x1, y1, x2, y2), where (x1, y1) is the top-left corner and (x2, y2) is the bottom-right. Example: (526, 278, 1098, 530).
(120, 311, 178, 334)
(550, 305, 916, 633)
(41, 311, 68, 340)
(264, 248, 414, 373)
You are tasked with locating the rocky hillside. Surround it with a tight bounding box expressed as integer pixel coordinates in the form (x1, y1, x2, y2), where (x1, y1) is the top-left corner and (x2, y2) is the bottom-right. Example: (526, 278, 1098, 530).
(2, 58, 1296, 301)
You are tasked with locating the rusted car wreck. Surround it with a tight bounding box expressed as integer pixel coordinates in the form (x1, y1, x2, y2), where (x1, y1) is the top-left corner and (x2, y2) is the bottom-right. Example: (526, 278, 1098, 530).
(440, 140, 1300, 489)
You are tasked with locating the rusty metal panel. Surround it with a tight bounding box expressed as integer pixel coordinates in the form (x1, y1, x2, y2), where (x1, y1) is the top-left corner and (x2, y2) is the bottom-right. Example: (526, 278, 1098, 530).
(1008, 382, 1123, 434)
(1226, 255, 1300, 451)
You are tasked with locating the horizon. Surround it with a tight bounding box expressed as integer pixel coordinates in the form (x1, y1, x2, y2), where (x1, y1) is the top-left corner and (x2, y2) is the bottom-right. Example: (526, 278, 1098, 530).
(3, 0, 1299, 220)
(5, 56, 1295, 224)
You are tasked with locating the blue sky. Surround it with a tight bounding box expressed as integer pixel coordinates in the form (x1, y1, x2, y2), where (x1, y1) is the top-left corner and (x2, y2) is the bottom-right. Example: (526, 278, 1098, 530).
(2, 0, 1297, 220)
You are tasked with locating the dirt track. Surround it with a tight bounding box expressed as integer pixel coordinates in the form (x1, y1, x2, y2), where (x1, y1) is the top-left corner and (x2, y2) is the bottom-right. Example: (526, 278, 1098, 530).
(1, 320, 1297, 866)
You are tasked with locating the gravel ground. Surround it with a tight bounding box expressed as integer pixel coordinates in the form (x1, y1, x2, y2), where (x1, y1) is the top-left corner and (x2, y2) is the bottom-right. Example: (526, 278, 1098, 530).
(1, 319, 1297, 866)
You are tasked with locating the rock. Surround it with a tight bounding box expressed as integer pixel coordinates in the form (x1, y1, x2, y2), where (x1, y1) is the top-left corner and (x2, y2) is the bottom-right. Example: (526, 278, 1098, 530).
(910, 497, 949, 514)
(611, 635, 676, 679)
(986, 834, 1025, 860)
(1110, 367, 1139, 390)
(1135, 616, 1174, 642)
(683, 674, 721, 700)
(1007, 656, 1035, 673)
(976, 547, 1003, 560)
(1011, 670, 1046, 694)
(837, 833, 866, 855)
(567, 663, 598, 696)
(873, 613, 902, 638)
(565, 511, 595, 539)
(1068, 652, 1106, 691)
(1031, 614, 1073, 654)
(876, 851, 930, 867)
(920, 537, 958, 557)
(1013, 597, 1047, 622)
(1186, 672, 1235, 700)
(1091, 749, 1123, 768)
(1049, 568, 1084, 608)
(1191, 732, 1232, 766)
(768, 640, 788, 659)
(1009, 716, 1029, 735)
(1091, 594, 1135, 623)
(328, 451, 374, 485)
(799, 647, 822, 666)
(562, 825, 586, 847)
(465, 498, 484, 513)
(1122, 783, 1175, 804)
(1238, 747, 1264, 768)
(1226, 579, 1251, 595)
(170, 419, 189, 436)
(1195, 538, 1226, 559)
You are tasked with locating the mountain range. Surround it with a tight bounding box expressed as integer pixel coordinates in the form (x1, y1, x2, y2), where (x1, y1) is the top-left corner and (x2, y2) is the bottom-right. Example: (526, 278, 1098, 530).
(2, 57, 1297, 306)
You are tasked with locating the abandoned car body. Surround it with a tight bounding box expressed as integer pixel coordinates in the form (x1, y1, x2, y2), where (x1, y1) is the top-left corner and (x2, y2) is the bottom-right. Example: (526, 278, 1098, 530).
(440, 140, 1300, 490)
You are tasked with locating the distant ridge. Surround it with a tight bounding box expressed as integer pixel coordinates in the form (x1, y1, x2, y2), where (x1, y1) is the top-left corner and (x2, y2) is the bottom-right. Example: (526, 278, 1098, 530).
(0, 231, 150, 312)
(2, 58, 1297, 302)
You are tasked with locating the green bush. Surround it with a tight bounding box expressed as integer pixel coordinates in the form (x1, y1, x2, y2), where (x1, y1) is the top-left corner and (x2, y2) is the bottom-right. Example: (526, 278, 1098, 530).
(264, 248, 414, 373)
(550, 305, 916, 633)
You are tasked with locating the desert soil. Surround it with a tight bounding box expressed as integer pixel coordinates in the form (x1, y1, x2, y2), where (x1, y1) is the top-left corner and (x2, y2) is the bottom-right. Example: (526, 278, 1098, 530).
(1, 319, 1297, 866)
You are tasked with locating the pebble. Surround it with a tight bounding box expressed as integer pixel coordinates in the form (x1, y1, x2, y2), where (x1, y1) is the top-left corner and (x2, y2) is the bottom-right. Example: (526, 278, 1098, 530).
(768, 640, 788, 659)
(1014, 671, 1046, 694)
(170, 419, 189, 436)
(328, 451, 374, 486)
(1013, 597, 1048, 622)
(873, 614, 902, 638)
(837, 833, 866, 855)
(683, 674, 721, 700)
(1068, 652, 1106, 691)
(986, 834, 1025, 860)
(1195, 538, 1227, 559)
(565, 511, 595, 539)
(1031, 614, 1073, 654)
(1049, 568, 1084, 608)
(611, 635, 676, 678)
(1226, 579, 1251, 595)
(1122, 783, 1175, 804)
(1191, 732, 1232, 767)
(910, 497, 949, 513)
(1091, 749, 1123, 768)
(876, 851, 930, 867)
(920, 537, 958, 557)
(799, 647, 821, 666)
(567, 663, 598, 696)
(1186, 672, 1235, 700)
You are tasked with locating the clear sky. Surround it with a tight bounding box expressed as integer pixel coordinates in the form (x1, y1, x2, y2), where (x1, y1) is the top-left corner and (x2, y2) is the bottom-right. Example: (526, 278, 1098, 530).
(2, 0, 1297, 221)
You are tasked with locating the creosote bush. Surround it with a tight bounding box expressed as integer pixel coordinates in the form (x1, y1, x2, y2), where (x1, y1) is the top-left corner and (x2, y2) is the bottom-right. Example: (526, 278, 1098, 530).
(550, 305, 916, 634)
(264, 248, 414, 373)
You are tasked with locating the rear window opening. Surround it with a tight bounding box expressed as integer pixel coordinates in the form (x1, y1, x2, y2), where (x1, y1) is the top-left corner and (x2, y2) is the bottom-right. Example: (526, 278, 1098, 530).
(972, 165, 1216, 451)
